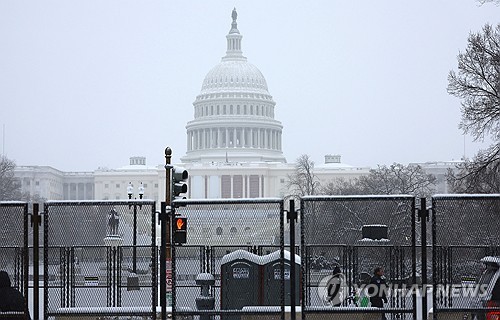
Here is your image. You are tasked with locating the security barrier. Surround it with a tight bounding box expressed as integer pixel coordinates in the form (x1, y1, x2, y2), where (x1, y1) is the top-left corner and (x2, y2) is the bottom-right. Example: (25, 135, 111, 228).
(2, 195, 500, 319)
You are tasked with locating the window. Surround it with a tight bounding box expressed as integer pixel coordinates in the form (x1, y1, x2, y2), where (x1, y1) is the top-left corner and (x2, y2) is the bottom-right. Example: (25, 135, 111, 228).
(230, 227, 237, 234)
(105, 184, 109, 189)
(216, 227, 223, 236)
(154, 183, 158, 188)
(116, 184, 120, 188)
(280, 178, 285, 184)
(35, 181, 40, 186)
(143, 183, 148, 188)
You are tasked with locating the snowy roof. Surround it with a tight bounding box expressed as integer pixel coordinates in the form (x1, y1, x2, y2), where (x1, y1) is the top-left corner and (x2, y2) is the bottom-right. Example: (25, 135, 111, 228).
(221, 249, 301, 265)
(481, 256, 500, 266)
(302, 194, 414, 200)
(433, 194, 500, 199)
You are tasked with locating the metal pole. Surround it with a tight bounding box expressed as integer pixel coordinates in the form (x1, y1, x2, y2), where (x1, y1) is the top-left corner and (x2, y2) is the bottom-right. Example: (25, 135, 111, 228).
(133, 204, 137, 273)
(32, 203, 40, 320)
(161, 147, 173, 319)
(420, 198, 428, 320)
(160, 202, 167, 320)
(288, 199, 296, 320)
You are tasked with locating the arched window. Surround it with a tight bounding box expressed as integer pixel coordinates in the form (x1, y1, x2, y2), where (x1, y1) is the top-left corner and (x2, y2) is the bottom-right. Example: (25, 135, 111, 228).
(216, 227, 223, 236)
(230, 227, 237, 234)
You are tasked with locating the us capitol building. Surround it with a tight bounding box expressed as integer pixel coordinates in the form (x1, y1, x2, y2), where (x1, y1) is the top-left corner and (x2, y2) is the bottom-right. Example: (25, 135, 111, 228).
(13, 10, 454, 202)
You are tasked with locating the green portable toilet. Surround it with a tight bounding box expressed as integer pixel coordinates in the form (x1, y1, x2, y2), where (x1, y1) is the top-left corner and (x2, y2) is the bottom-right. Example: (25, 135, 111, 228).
(220, 250, 262, 320)
(261, 250, 301, 306)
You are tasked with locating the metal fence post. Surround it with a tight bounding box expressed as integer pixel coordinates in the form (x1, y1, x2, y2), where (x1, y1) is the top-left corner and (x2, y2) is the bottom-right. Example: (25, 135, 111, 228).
(418, 197, 429, 320)
(31, 203, 41, 320)
(287, 199, 297, 320)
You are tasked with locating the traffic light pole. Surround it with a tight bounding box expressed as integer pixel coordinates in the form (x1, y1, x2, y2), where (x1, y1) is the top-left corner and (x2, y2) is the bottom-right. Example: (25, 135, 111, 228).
(160, 147, 173, 320)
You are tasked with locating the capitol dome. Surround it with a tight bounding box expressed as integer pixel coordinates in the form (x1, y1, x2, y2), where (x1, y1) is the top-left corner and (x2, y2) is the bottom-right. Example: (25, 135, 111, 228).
(182, 9, 286, 164)
(200, 60, 269, 95)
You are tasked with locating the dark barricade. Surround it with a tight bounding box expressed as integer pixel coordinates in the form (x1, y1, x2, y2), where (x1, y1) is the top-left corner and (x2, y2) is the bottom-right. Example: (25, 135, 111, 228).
(172, 198, 285, 320)
(432, 195, 500, 319)
(0, 202, 29, 319)
(43, 200, 157, 319)
(300, 195, 417, 319)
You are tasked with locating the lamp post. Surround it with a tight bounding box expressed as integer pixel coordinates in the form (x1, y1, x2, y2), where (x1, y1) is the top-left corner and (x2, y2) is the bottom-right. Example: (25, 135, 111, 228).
(127, 182, 144, 273)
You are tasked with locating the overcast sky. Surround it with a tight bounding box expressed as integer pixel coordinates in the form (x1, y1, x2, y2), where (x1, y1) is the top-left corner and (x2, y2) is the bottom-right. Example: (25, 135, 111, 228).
(1, 1, 499, 172)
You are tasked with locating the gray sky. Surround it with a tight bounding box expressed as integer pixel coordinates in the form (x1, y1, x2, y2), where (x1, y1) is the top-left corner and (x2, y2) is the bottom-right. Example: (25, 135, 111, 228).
(1, 1, 499, 172)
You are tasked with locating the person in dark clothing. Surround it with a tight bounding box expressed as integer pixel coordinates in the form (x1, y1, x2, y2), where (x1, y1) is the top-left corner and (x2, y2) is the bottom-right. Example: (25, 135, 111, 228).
(327, 264, 343, 307)
(0, 271, 30, 319)
(367, 267, 388, 320)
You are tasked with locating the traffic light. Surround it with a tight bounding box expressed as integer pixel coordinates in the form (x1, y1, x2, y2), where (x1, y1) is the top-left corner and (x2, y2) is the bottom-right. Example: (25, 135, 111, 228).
(173, 217, 187, 244)
(172, 166, 188, 202)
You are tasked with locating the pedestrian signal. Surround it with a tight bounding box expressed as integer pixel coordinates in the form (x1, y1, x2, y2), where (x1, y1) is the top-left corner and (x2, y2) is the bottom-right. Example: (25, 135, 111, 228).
(173, 217, 187, 244)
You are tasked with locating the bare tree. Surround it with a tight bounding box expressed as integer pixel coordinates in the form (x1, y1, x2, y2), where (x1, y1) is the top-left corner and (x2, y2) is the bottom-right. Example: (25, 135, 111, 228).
(477, 0, 500, 5)
(321, 177, 364, 195)
(447, 145, 500, 193)
(286, 154, 320, 196)
(359, 163, 437, 197)
(0, 156, 22, 200)
(447, 23, 500, 192)
(322, 163, 436, 197)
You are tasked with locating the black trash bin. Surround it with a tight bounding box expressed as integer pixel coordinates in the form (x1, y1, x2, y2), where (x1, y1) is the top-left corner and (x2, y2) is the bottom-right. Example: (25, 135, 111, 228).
(220, 250, 261, 320)
(262, 250, 300, 306)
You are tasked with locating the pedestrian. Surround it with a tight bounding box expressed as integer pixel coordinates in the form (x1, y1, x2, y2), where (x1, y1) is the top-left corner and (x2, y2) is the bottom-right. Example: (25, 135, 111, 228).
(327, 264, 343, 307)
(0, 270, 30, 319)
(367, 267, 388, 320)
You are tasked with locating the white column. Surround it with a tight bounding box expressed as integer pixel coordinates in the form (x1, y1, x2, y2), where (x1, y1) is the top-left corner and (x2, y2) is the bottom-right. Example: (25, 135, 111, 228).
(242, 128, 246, 148)
(273, 130, 278, 150)
(258, 175, 262, 198)
(230, 175, 234, 198)
(225, 128, 229, 147)
(264, 129, 268, 149)
(233, 128, 237, 148)
(218, 128, 222, 148)
(194, 130, 198, 150)
(250, 128, 254, 148)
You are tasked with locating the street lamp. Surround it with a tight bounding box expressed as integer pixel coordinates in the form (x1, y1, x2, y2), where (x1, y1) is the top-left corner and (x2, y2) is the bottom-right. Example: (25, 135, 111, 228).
(127, 182, 134, 199)
(126, 181, 145, 273)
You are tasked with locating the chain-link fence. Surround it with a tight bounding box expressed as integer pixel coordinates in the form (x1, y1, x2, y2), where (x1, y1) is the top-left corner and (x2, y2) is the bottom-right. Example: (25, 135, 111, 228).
(432, 195, 500, 319)
(43, 200, 157, 319)
(0, 201, 29, 319)
(300, 195, 416, 319)
(172, 198, 285, 320)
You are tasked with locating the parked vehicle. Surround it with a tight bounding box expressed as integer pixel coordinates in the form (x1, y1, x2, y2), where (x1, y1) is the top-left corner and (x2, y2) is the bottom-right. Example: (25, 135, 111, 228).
(474, 256, 500, 320)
